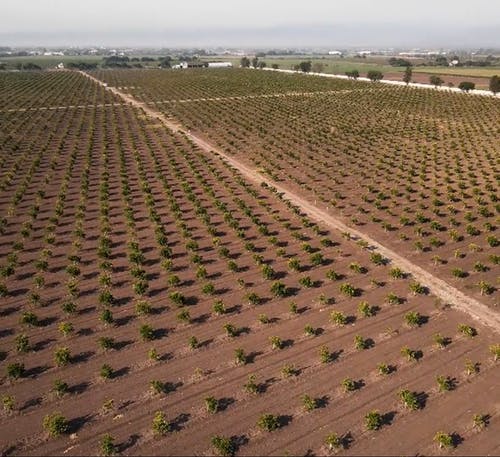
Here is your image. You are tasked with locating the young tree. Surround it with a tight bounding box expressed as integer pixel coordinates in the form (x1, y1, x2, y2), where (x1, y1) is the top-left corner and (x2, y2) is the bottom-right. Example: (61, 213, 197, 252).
(54, 347, 71, 367)
(458, 324, 477, 338)
(2, 394, 15, 412)
(429, 75, 444, 87)
(205, 396, 219, 414)
(364, 410, 383, 430)
(43, 412, 69, 437)
(433, 431, 453, 449)
(325, 432, 343, 451)
(234, 348, 247, 365)
(211, 435, 235, 456)
(100, 434, 116, 456)
(458, 81, 475, 92)
(302, 394, 318, 411)
(399, 389, 420, 410)
(298, 61, 312, 73)
(367, 70, 383, 82)
(257, 413, 280, 431)
(489, 75, 500, 94)
(403, 66, 412, 85)
(472, 413, 488, 430)
(152, 411, 170, 435)
(330, 310, 348, 326)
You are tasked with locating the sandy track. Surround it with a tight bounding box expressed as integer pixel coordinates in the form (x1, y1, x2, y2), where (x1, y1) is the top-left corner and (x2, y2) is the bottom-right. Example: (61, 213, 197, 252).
(80, 70, 500, 333)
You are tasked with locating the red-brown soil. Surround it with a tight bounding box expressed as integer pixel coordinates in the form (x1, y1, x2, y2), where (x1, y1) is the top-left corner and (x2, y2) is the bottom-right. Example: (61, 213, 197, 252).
(0, 70, 498, 456)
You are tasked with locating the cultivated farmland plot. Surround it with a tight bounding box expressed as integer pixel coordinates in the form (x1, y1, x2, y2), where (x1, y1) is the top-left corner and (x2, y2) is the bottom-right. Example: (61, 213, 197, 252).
(0, 69, 498, 456)
(94, 68, 499, 309)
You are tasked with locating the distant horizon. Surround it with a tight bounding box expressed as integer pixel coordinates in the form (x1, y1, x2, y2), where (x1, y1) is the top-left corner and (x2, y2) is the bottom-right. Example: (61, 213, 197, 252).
(2, 22, 499, 50)
(2, 0, 499, 49)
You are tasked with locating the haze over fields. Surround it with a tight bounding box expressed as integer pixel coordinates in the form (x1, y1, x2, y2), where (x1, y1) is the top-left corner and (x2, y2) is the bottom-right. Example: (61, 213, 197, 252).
(1, 0, 499, 47)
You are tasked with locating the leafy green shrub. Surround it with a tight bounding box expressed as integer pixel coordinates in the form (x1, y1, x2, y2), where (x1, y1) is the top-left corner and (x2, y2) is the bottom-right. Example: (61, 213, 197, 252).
(234, 348, 247, 365)
(257, 413, 280, 431)
(377, 363, 392, 375)
(98, 337, 115, 351)
(135, 300, 152, 316)
(433, 431, 453, 449)
(100, 364, 113, 379)
(330, 310, 347, 325)
(400, 346, 419, 362)
(43, 412, 69, 437)
(202, 282, 216, 295)
(100, 309, 114, 325)
(169, 291, 186, 306)
(176, 308, 191, 323)
(326, 269, 342, 281)
(152, 411, 170, 435)
(339, 282, 357, 297)
(58, 321, 74, 336)
(271, 281, 287, 297)
(139, 324, 155, 341)
(436, 375, 454, 392)
(399, 389, 420, 410)
(319, 345, 332, 363)
(299, 276, 314, 288)
(2, 395, 15, 412)
(458, 324, 477, 338)
(404, 311, 423, 327)
(490, 344, 500, 361)
(53, 379, 69, 397)
(354, 335, 369, 350)
(471, 413, 487, 430)
(325, 433, 342, 451)
(15, 334, 30, 353)
(302, 394, 318, 411)
(20, 311, 39, 326)
(205, 396, 219, 414)
(281, 364, 298, 378)
(270, 336, 283, 350)
(6, 362, 25, 379)
(365, 410, 382, 430)
(409, 281, 426, 295)
(211, 435, 235, 456)
(100, 434, 116, 456)
(342, 378, 356, 392)
(54, 347, 71, 367)
(358, 301, 374, 317)
(212, 300, 226, 315)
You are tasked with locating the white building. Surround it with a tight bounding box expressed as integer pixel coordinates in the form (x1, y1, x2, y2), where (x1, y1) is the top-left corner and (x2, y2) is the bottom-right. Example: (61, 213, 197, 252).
(328, 51, 342, 56)
(207, 62, 233, 68)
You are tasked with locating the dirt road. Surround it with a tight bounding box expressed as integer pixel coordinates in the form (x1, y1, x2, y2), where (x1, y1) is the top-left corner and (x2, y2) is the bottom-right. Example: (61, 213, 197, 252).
(80, 70, 500, 332)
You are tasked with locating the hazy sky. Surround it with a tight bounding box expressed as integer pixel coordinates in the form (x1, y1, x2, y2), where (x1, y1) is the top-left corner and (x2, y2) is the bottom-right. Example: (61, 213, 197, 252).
(2, 0, 499, 47)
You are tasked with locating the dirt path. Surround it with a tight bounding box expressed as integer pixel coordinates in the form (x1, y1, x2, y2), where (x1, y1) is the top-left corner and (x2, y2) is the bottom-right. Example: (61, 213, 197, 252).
(80, 70, 500, 333)
(262, 68, 500, 98)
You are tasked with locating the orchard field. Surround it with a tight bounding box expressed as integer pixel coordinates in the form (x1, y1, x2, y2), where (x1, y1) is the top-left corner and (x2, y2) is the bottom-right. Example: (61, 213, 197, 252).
(0, 69, 499, 456)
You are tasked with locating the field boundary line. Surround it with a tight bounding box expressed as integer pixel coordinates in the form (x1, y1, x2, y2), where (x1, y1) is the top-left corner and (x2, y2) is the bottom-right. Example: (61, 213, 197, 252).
(261, 67, 500, 98)
(0, 102, 128, 113)
(80, 70, 500, 332)
(145, 88, 360, 104)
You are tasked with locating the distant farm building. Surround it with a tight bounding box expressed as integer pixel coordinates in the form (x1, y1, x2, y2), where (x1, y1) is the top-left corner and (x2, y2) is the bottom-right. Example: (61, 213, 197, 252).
(172, 61, 233, 69)
(207, 62, 233, 68)
(328, 51, 342, 56)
